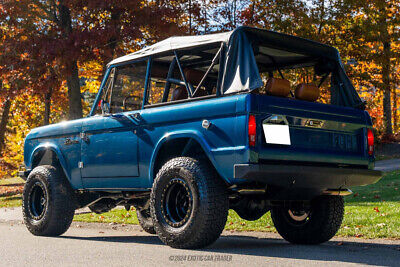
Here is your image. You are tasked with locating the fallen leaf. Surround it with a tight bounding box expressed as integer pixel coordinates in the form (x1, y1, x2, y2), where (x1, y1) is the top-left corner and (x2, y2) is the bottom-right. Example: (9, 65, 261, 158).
(353, 193, 359, 197)
(337, 242, 344, 246)
(229, 222, 233, 225)
(99, 231, 104, 234)
(354, 234, 363, 238)
(373, 207, 380, 212)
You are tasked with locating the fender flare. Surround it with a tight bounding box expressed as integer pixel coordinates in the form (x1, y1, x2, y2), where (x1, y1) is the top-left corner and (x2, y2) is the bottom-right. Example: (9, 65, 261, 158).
(29, 143, 71, 181)
(149, 130, 225, 182)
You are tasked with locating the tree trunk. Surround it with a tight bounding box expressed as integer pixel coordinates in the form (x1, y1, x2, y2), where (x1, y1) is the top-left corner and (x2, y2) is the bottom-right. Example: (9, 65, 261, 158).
(382, 41, 392, 136)
(43, 89, 52, 125)
(66, 61, 83, 120)
(58, 2, 82, 120)
(0, 98, 11, 155)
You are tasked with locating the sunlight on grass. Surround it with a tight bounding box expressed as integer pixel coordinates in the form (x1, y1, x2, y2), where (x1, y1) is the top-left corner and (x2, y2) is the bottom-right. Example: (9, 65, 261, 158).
(0, 195, 22, 208)
(0, 177, 24, 186)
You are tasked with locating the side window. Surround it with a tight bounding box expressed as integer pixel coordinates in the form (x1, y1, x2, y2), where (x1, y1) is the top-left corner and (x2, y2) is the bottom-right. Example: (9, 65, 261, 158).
(147, 62, 176, 105)
(98, 61, 147, 114)
(145, 44, 221, 106)
(111, 61, 147, 113)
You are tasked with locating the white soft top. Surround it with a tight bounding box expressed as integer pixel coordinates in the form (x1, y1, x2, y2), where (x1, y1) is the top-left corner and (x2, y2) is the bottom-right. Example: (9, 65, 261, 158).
(108, 31, 233, 66)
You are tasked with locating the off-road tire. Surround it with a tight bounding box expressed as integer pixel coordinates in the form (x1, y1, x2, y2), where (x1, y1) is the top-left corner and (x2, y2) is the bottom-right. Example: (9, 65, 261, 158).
(136, 208, 156, 234)
(22, 165, 76, 236)
(150, 157, 229, 249)
(271, 195, 344, 244)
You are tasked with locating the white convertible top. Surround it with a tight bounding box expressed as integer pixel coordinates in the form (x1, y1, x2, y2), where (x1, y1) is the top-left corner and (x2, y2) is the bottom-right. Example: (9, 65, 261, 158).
(108, 31, 232, 66)
(106, 27, 362, 108)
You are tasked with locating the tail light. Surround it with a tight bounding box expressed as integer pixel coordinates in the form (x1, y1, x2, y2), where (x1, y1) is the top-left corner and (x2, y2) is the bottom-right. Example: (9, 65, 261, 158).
(248, 115, 256, 147)
(367, 129, 374, 156)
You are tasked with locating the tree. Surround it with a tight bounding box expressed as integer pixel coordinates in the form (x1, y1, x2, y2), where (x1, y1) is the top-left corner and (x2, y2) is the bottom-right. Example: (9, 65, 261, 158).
(335, 0, 400, 137)
(1, 0, 186, 120)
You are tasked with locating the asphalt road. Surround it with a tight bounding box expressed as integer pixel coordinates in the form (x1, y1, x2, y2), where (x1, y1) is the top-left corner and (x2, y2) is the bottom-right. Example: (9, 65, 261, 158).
(0, 221, 399, 267)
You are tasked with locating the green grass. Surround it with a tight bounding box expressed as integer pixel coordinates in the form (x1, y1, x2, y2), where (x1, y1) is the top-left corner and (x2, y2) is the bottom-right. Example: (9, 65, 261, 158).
(0, 194, 22, 208)
(0, 177, 24, 208)
(0, 177, 24, 186)
(74, 170, 400, 239)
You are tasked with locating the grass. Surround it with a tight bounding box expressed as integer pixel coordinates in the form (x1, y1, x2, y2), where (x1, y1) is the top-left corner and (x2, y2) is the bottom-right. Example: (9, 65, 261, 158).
(0, 177, 24, 208)
(0, 194, 22, 208)
(75, 170, 400, 239)
(0, 177, 24, 186)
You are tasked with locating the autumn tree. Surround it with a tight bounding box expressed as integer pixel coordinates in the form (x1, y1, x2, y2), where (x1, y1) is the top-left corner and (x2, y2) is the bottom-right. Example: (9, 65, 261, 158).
(1, 0, 186, 120)
(334, 0, 400, 137)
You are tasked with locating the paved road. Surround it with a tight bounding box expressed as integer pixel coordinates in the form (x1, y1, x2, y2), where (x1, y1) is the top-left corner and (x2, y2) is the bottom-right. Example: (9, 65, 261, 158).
(0, 221, 399, 267)
(375, 159, 400, 172)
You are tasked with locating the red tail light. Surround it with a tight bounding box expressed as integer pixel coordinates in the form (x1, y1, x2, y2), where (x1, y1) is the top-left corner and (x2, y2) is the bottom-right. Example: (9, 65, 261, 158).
(367, 129, 374, 156)
(248, 115, 256, 147)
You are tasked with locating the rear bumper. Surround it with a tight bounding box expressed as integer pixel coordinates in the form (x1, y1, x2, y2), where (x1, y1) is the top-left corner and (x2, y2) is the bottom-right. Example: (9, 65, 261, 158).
(234, 164, 382, 189)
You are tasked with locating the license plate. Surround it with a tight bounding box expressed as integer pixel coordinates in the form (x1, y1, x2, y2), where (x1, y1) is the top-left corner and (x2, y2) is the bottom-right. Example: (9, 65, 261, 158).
(262, 124, 291, 145)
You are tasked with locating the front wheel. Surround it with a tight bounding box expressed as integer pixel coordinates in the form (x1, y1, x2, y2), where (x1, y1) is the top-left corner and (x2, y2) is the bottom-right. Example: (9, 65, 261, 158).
(22, 165, 76, 236)
(150, 157, 229, 249)
(271, 195, 344, 244)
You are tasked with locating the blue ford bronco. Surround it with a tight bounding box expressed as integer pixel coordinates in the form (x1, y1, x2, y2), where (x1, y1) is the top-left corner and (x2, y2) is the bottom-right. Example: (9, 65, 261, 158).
(20, 27, 382, 249)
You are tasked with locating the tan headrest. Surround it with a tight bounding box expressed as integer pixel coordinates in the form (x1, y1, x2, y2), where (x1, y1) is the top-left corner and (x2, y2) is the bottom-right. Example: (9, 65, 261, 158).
(184, 69, 206, 85)
(265, 78, 291, 97)
(295, 83, 319, 102)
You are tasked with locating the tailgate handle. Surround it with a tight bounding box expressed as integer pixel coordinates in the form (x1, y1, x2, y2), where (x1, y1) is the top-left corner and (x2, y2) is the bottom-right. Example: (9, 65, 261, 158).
(264, 115, 288, 125)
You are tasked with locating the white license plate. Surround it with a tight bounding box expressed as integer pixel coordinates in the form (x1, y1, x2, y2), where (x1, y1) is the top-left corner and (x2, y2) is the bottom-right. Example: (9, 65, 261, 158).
(262, 124, 291, 145)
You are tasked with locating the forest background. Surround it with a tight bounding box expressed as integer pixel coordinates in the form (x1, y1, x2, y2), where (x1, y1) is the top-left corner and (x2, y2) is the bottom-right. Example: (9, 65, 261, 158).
(1, 0, 399, 178)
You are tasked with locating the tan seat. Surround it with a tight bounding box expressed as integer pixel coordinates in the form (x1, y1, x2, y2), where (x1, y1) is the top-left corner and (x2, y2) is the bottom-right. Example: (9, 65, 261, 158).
(295, 83, 319, 102)
(171, 86, 188, 101)
(265, 78, 291, 97)
(184, 69, 205, 85)
(184, 69, 208, 97)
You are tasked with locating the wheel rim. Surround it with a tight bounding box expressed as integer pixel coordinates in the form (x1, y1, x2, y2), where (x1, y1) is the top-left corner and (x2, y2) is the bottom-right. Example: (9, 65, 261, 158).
(161, 178, 193, 228)
(28, 181, 47, 220)
(288, 210, 309, 221)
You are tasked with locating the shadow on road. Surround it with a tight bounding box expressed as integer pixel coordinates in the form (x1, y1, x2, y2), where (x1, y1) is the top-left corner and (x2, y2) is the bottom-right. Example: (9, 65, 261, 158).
(60, 234, 400, 266)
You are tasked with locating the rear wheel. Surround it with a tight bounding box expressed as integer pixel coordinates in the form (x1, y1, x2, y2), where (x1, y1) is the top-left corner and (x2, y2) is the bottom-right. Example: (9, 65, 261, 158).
(150, 157, 229, 249)
(271, 195, 344, 244)
(22, 165, 76, 236)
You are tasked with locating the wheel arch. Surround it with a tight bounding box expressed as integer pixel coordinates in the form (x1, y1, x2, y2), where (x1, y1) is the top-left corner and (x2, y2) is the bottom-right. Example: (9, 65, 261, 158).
(28, 144, 71, 182)
(149, 131, 227, 184)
